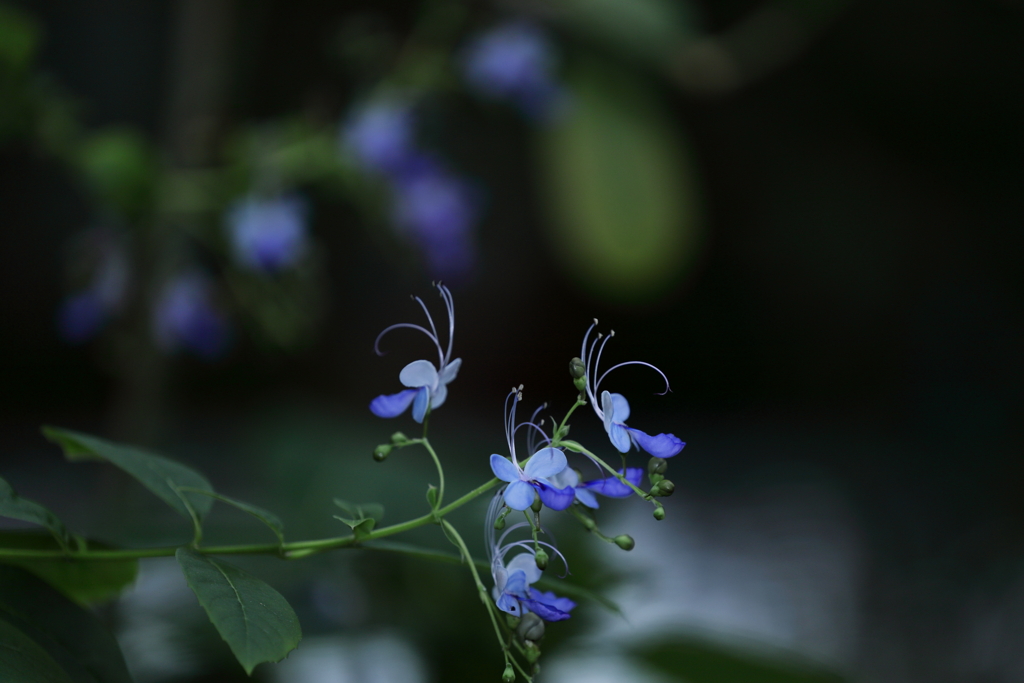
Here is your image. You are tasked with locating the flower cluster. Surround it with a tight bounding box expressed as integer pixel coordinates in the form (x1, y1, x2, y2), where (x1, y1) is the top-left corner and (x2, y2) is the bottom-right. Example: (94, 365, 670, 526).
(225, 195, 309, 274)
(342, 99, 478, 278)
(369, 287, 686, 679)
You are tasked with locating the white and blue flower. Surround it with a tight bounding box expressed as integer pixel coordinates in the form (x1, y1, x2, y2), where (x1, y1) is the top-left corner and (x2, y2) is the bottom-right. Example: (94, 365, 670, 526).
(579, 321, 686, 458)
(489, 389, 575, 511)
(369, 283, 461, 423)
(547, 466, 644, 509)
(486, 491, 575, 621)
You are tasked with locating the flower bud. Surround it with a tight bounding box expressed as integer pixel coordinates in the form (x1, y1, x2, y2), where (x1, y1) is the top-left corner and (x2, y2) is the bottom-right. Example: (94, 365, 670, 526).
(534, 549, 549, 570)
(373, 444, 392, 462)
(569, 357, 586, 379)
(502, 665, 515, 682)
(655, 479, 675, 497)
(524, 641, 542, 663)
(390, 431, 408, 445)
(613, 534, 635, 551)
(653, 504, 666, 521)
(648, 457, 668, 475)
(516, 612, 545, 643)
(505, 614, 521, 630)
(426, 485, 438, 507)
(573, 376, 587, 392)
(531, 496, 542, 513)
(494, 515, 506, 530)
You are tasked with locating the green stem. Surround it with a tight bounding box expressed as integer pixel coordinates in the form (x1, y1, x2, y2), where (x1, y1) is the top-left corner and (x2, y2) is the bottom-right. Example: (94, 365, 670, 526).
(409, 437, 445, 509)
(555, 441, 654, 505)
(0, 477, 501, 562)
(555, 398, 586, 438)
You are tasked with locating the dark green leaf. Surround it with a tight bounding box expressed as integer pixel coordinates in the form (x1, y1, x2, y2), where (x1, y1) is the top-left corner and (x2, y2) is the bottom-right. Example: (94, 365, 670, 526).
(74, 128, 157, 219)
(539, 60, 703, 302)
(332, 499, 383, 535)
(178, 488, 285, 544)
(0, 532, 138, 606)
(42, 427, 214, 522)
(0, 4, 40, 71)
(0, 564, 133, 683)
(633, 636, 848, 683)
(0, 618, 74, 683)
(0, 476, 70, 549)
(176, 548, 301, 675)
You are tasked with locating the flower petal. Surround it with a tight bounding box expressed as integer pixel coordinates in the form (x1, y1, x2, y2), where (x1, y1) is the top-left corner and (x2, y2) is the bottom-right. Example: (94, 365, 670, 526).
(496, 591, 522, 616)
(399, 359, 439, 388)
(503, 568, 529, 596)
(608, 422, 632, 453)
(600, 391, 616, 433)
(547, 467, 578, 489)
(430, 382, 448, 409)
(490, 454, 520, 482)
(534, 481, 575, 511)
(506, 553, 543, 586)
(529, 588, 576, 614)
(625, 427, 686, 458)
(581, 468, 643, 498)
(411, 386, 431, 423)
(520, 597, 571, 622)
(438, 357, 462, 385)
(523, 447, 567, 479)
(574, 488, 599, 509)
(608, 392, 630, 423)
(369, 389, 418, 418)
(503, 480, 537, 510)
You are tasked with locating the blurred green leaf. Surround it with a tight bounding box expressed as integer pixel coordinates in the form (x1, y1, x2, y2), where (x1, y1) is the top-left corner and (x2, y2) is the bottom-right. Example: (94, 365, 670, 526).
(333, 498, 384, 536)
(0, 564, 132, 683)
(179, 488, 285, 544)
(633, 636, 848, 683)
(43, 426, 215, 523)
(539, 60, 702, 302)
(74, 127, 157, 218)
(0, 532, 137, 605)
(0, 4, 40, 72)
(0, 476, 70, 550)
(176, 547, 301, 675)
(551, 0, 698, 64)
(0, 617, 74, 683)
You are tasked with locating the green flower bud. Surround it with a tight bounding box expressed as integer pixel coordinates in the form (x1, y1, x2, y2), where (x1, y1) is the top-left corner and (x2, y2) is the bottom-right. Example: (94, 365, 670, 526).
(373, 444, 392, 462)
(649, 473, 665, 486)
(516, 612, 545, 643)
(426, 485, 438, 507)
(648, 457, 668, 475)
(573, 376, 587, 392)
(653, 505, 666, 521)
(656, 479, 675, 497)
(534, 549, 549, 570)
(493, 515, 506, 530)
(531, 496, 542, 513)
(502, 665, 515, 682)
(505, 614, 521, 630)
(569, 357, 586, 379)
(614, 534, 635, 551)
(390, 431, 408, 445)
(524, 641, 542, 663)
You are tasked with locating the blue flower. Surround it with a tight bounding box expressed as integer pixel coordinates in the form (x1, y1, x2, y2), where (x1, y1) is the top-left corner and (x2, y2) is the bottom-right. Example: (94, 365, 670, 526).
(489, 389, 575, 511)
(462, 21, 565, 120)
(226, 195, 308, 273)
(486, 491, 576, 621)
(57, 290, 106, 344)
(579, 321, 686, 458)
(56, 230, 130, 344)
(342, 98, 419, 177)
(548, 467, 644, 509)
(152, 272, 230, 359)
(370, 283, 461, 423)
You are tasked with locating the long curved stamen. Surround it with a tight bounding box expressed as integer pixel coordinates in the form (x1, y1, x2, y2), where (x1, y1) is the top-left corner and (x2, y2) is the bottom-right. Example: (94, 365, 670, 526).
(515, 420, 550, 455)
(585, 332, 604, 406)
(497, 521, 535, 550)
(591, 330, 615, 394)
(411, 295, 444, 367)
(597, 361, 672, 396)
(501, 541, 570, 579)
(374, 323, 442, 357)
(436, 283, 455, 367)
(580, 320, 598, 367)
(485, 488, 506, 558)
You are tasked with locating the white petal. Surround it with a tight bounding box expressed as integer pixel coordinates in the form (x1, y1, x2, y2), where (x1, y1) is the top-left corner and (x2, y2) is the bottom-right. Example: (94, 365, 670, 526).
(399, 359, 438, 389)
(507, 552, 543, 586)
(609, 392, 630, 423)
(430, 383, 448, 409)
(523, 447, 567, 480)
(438, 358, 462, 385)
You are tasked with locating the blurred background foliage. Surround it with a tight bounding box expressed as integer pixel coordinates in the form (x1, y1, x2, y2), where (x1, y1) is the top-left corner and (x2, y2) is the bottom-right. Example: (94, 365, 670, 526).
(0, 0, 1022, 681)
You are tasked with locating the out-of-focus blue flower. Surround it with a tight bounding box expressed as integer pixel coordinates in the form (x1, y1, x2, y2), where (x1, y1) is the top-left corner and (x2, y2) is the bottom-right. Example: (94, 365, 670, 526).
(57, 291, 106, 344)
(489, 389, 574, 511)
(392, 165, 477, 277)
(579, 321, 686, 458)
(56, 233, 130, 344)
(548, 466, 644, 509)
(370, 283, 461, 423)
(462, 21, 565, 120)
(342, 98, 419, 176)
(152, 272, 229, 359)
(485, 490, 576, 621)
(226, 195, 308, 273)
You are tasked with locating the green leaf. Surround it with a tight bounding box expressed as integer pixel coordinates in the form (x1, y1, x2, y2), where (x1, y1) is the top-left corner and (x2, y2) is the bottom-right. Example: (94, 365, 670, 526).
(74, 128, 157, 219)
(0, 618, 74, 683)
(332, 499, 383, 536)
(632, 636, 848, 683)
(0, 564, 133, 683)
(0, 4, 40, 71)
(0, 476, 70, 550)
(176, 548, 301, 675)
(0, 532, 138, 606)
(179, 488, 285, 544)
(42, 427, 214, 522)
(539, 59, 703, 303)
